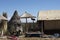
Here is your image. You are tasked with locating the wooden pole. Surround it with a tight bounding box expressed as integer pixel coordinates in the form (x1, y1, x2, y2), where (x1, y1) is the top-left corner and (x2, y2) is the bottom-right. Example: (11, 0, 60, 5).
(41, 21, 44, 37)
(26, 18, 28, 32)
(42, 21, 44, 34)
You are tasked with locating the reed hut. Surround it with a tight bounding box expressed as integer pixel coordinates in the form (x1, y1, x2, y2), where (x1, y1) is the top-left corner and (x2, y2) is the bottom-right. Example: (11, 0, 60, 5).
(8, 10, 21, 35)
(0, 15, 7, 36)
(37, 10, 60, 34)
(21, 11, 36, 32)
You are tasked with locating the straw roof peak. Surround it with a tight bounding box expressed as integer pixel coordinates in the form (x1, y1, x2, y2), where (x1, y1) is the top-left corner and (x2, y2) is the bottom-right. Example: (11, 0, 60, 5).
(21, 12, 36, 18)
(38, 10, 60, 20)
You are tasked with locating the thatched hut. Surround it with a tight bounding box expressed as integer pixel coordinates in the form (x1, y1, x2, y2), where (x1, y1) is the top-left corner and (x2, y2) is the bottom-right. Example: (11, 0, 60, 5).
(21, 12, 36, 32)
(37, 10, 60, 34)
(8, 10, 21, 35)
(0, 15, 7, 36)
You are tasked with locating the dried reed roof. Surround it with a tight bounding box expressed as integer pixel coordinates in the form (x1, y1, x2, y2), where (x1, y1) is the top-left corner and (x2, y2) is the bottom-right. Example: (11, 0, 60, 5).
(9, 10, 21, 24)
(38, 10, 60, 20)
(0, 15, 7, 20)
(21, 12, 36, 18)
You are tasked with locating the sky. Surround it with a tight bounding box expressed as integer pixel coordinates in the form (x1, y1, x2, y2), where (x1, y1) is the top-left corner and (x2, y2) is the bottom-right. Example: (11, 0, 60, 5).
(0, 0, 60, 22)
